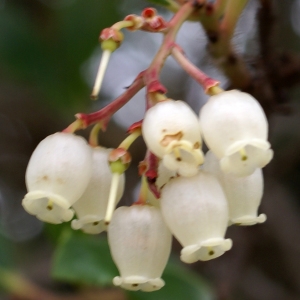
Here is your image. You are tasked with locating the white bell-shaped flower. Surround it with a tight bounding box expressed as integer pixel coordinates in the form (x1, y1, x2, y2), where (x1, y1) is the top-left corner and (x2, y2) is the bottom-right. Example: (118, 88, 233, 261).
(203, 151, 266, 225)
(199, 90, 273, 176)
(23, 132, 93, 224)
(71, 147, 125, 234)
(108, 205, 172, 292)
(142, 100, 203, 177)
(160, 171, 232, 263)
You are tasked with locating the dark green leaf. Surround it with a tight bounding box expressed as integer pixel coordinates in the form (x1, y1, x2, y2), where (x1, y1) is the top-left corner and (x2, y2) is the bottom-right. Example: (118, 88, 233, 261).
(0, 0, 121, 109)
(43, 222, 71, 244)
(52, 229, 118, 286)
(0, 232, 14, 270)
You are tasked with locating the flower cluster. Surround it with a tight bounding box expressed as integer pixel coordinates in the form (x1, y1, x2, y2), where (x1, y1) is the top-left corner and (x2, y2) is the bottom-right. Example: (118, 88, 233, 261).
(22, 90, 273, 292)
(21, 2, 274, 293)
(142, 90, 272, 264)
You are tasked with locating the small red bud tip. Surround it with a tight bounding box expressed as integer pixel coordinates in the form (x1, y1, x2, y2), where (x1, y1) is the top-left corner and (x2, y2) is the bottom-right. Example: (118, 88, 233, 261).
(100, 28, 113, 41)
(147, 81, 167, 94)
(124, 14, 136, 22)
(204, 79, 220, 94)
(124, 15, 137, 31)
(148, 16, 167, 31)
(142, 8, 157, 19)
(74, 113, 88, 128)
(127, 120, 143, 134)
(138, 161, 148, 176)
(109, 148, 132, 164)
(124, 14, 143, 31)
(100, 28, 123, 43)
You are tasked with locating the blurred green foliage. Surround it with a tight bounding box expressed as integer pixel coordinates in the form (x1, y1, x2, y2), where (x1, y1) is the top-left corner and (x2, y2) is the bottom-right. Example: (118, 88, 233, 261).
(0, 232, 15, 295)
(0, 0, 121, 109)
(51, 227, 214, 300)
(52, 228, 118, 286)
(0, 232, 14, 270)
(126, 259, 214, 300)
(148, 0, 170, 6)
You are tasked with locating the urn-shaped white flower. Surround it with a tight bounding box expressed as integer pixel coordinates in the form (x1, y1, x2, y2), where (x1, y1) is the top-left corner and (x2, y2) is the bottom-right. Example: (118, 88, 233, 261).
(203, 151, 266, 225)
(160, 171, 232, 263)
(22, 132, 93, 224)
(142, 100, 203, 177)
(71, 147, 125, 234)
(108, 205, 172, 291)
(199, 90, 273, 176)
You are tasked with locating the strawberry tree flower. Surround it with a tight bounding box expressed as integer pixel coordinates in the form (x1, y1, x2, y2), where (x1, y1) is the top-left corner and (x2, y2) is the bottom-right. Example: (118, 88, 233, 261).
(199, 90, 273, 176)
(203, 150, 266, 226)
(22, 133, 93, 224)
(160, 171, 232, 263)
(71, 147, 125, 234)
(142, 99, 203, 177)
(17, 1, 278, 293)
(108, 205, 172, 291)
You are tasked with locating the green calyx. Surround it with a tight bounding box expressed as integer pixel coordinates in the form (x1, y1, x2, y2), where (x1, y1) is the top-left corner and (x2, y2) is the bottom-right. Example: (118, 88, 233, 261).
(101, 39, 119, 52)
(109, 160, 129, 174)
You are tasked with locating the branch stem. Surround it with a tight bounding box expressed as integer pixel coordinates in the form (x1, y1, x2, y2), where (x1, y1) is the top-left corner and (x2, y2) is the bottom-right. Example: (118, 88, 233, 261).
(118, 129, 142, 150)
(62, 119, 83, 133)
(198, 0, 251, 89)
(112, 20, 134, 30)
(76, 72, 145, 128)
(171, 46, 220, 94)
(70, 2, 202, 129)
(89, 123, 102, 147)
(215, 0, 249, 56)
(144, 1, 199, 94)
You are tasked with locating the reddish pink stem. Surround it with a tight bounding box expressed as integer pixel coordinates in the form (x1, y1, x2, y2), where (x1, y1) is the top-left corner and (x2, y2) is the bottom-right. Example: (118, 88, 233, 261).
(76, 71, 145, 128)
(72, 2, 201, 129)
(143, 1, 199, 107)
(128, 120, 143, 133)
(171, 46, 220, 93)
